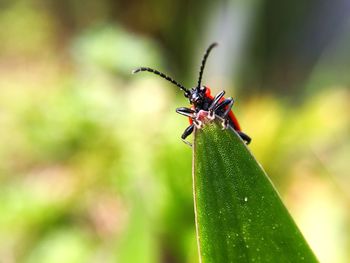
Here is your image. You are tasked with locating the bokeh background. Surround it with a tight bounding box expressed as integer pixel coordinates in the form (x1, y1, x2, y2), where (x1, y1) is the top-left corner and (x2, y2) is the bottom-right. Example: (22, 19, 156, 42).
(0, 0, 349, 262)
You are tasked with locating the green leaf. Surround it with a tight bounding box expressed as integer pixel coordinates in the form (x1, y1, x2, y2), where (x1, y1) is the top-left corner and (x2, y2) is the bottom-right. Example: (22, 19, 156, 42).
(193, 117, 318, 263)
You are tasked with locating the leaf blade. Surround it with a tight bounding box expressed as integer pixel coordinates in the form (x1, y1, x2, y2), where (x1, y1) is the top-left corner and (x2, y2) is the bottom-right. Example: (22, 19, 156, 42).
(193, 118, 318, 263)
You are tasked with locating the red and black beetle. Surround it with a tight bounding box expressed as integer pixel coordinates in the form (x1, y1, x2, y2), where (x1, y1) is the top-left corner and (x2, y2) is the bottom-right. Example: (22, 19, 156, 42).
(133, 43, 251, 145)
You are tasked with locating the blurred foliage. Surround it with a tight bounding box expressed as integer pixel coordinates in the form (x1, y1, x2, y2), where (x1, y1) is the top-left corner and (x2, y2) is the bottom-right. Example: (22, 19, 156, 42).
(0, 0, 349, 263)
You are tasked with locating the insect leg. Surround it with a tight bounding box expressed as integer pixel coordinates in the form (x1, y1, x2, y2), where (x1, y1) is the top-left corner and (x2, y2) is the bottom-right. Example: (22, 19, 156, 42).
(210, 98, 252, 145)
(213, 97, 234, 117)
(181, 124, 194, 147)
(208, 90, 225, 113)
(176, 107, 195, 118)
(222, 98, 234, 118)
(237, 131, 252, 145)
(213, 98, 234, 130)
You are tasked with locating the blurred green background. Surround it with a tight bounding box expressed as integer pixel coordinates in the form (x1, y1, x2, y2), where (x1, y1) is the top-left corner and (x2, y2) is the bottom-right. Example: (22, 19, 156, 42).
(0, 0, 349, 262)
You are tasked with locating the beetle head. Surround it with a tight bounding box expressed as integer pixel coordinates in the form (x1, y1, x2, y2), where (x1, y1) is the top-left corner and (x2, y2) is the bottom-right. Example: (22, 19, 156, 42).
(185, 86, 206, 106)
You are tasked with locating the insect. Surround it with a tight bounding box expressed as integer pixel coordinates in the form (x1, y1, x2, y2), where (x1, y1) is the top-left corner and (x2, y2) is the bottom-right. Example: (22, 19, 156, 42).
(132, 42, 251, 146)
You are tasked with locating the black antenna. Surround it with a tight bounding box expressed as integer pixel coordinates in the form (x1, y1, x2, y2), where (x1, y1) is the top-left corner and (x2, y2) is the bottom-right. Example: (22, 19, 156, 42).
(197, 42, 218, 89)
(132, 67, 189, 94)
